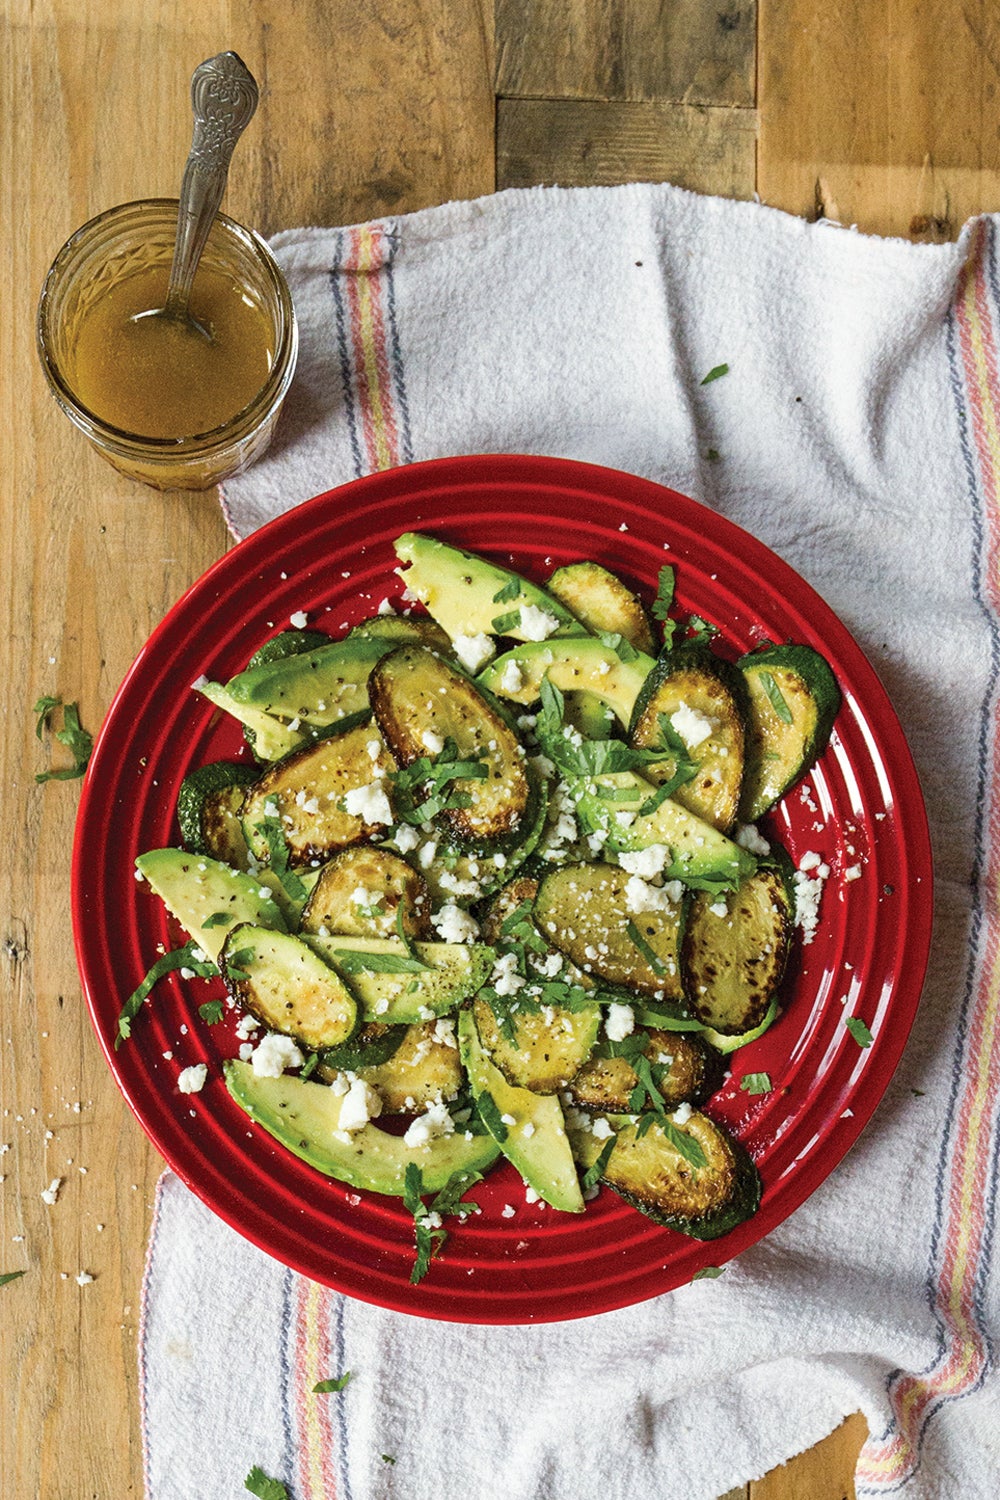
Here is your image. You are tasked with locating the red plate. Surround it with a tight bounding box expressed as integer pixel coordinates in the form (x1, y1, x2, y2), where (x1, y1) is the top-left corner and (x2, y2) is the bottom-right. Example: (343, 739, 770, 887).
(72, 455, 932, 1322)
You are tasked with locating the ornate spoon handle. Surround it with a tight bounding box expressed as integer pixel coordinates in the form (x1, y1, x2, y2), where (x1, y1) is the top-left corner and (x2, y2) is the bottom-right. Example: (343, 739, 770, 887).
(163, 52, 259, 321)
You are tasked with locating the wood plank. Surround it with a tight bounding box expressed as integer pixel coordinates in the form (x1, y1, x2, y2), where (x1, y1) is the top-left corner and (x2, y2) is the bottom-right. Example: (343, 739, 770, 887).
(2, 8, 232, 1499)
(757, 0, 1000, 238)
(496, 0, 756, 105)
(498, 97, 757, 195)
(750, 1413, 868, 1499)
(230, 0, 495, 234)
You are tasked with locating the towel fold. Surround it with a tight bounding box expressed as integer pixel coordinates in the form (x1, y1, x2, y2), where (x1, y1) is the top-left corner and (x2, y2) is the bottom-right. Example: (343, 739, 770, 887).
(140, 182, 1000, 1500)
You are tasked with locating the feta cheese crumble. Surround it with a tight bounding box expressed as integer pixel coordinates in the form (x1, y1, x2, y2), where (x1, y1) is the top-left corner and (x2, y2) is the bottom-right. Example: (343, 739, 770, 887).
(604, 1002, 635, 1042)
(431, 902, 480, 944)
(452, 633, 495, 674)
(669, 701, 717, 749)
(251, 1032, 304, 1078)
(617, 844, 670, 879)
(403, 1100, 456, 1148)
(343, 782, 393, 825)
(337, 1077, 382, 1133)
(177, 1063, 208, 1095)
(518, 604, 560, 641)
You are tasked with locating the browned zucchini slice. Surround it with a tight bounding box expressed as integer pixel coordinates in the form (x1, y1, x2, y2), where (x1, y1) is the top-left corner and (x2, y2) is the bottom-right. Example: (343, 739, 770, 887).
(471, 994, 601, 1094)
(569, 1109, 761, 1239)
(316, 1020, 462, 1113)
(369, 644, 530, 847)
(240, 720, 396, 869)
(221, 924, 358, 1050)
(534, 862, 687, 1001)
(628, 646, 746, 832)
(300, 846, 431, 940)
(547, 560, 657, 656)
(682, 861, 794, 1035)
(737, 644, 841, 820)
(567, 1028, 723, 1112)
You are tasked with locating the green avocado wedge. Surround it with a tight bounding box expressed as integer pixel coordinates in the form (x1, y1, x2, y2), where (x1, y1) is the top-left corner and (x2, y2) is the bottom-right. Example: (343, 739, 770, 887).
(223, 1060, 500, 1195)
(458, 1007, 584, 1212)
(478, 635, 654, 730)
(134, 849, 287, 963)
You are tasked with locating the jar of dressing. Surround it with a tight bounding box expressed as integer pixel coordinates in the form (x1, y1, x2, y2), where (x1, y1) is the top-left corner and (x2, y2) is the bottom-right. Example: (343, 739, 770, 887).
(36, 199, 298, 490)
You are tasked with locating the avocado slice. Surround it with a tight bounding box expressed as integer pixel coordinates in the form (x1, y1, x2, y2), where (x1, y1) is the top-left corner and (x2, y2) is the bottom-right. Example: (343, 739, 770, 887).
(195, 678, 310, 763)
(458, 1007, 585, 1212)
(225, 635, 391, 726)
(306, 935, 495, 1024)
(135, 848, 287, 963)
(571, 771, 757, 889)
(478, 636, 654, 729)
(394, 532, 582, 642)
(224, 1060, 501, 1195)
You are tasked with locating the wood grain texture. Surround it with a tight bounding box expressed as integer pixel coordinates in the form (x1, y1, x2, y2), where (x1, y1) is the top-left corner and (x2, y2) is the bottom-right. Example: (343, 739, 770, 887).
(758, 0, 1000, 237)
(498, 97, 757, 195)
(496, 0, 756, 105)
(751, 1413, 869, 1499)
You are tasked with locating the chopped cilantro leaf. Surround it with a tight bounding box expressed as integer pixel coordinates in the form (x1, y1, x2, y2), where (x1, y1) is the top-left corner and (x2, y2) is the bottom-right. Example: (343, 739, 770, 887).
(581, 1135, 616, 1188)
(201, 911, 232, 929)
(1, 1270, 27, 1288)
(651, 565, 676, 623)
(244, 1467, 290, 1500)
(313, 1371, 352, 1393)
(252, 816, 308, 901)
(700, 363, 729, 385)
(596, 631, 639, 664)
(845, 1016, 873, 1048)
(34, 698, 93, 782)
(684, 615, 719, 646)
(198, 999, 225, 1025)
(492, 577, 521, 604)
(758, 670, 794, 725)
(491, 608, 522, 634)
(692, 1265, 724, 1280)
(740, 1072, 772, 1095)
(331, 948, 430, 975)
(404, 1162, 484, 1283)
(116, 942, 216, 1049)
(626, 919, 666, 977)
(381, 1454, 397, 1466)
(659, 1117, 708, 1169)
(475, 1089, 509, 1142)
(299, 1050, 320, 1079)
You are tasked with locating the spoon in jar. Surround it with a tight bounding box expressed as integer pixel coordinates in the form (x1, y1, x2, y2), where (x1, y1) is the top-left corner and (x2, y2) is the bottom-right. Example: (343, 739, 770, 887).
(133, 51, 259, 341)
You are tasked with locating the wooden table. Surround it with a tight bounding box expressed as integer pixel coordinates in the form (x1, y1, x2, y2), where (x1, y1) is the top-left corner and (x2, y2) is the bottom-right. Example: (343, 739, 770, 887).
(2, 3, 993, 1495)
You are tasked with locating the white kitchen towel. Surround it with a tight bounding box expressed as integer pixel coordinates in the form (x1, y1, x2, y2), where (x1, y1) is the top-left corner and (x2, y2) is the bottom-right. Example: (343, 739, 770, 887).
(141, 182, 1000, 1499)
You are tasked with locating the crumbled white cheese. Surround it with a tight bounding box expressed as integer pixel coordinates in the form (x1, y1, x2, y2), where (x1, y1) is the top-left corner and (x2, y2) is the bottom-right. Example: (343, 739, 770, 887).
(393, 822, 420, 853)
(289, 610, 308, 629)
(41, 1177, 63, 1206)
(403, 1099, 456, 1148)
(251, 1032, 304, 1078)
(343, 782, 393, 825)
(604, 1002, 635, 1042)
(591, 1116, 615, 1141)
(337, 1077, 382, 1133)
(518, 605, 560, 642)
(624, 875, 678, 914)
(420, 729, 444, 755)
(794, 853, 830, 944)
(75, 1271, 95, 1286)
(499, 658, 524, 694)
(452, 633, 495, 674)
(431, 902, 480, 944)
(235, 1012, 260, 1040)
(377, 596, 395, 616)
(734, 822, 771, 857)
(501, 1203, 517, 1218)
(177, 1063, 208, 1095)
(672, 1102, 693, 1126)
(844, 863, 863, 881)
(492, 951, 526, 996)
(618, 844, 669, 879)
(669, 701, 717, 749)
(432, 1017, 458, 1049)
(709, 899, 728, 918)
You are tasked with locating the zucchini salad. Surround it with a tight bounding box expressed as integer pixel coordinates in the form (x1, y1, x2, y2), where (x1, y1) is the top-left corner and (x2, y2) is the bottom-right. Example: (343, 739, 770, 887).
(128, 532, 840, 1279)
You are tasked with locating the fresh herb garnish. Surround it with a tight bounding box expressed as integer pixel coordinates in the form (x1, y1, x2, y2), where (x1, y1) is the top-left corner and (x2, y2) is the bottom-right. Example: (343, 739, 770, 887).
(492, 577, 521, 604)
(596, 631, 640, 664)
(490, 609, 522, 634)
(252, 816, 309, 901)
(381, 1454, 397, 1466)
(198, 999, 225, 1025)
(404, 1162, 484, 1283)
(201, 911, 232, 929)
(581, 1135, 617, 1188)
(299, 1050, 320, 1079)
(475, 1089, 509, 1141)
(658, 1116, 708, 1169)
(635, 716, 698, 814)
(700, 363, 729, 385)
(116, 942, 216, 1048)
(845, 1016, 873, 1048)
(651, 565, 676, 623)
(740, 1072, 772, 1095)
(331, 948, 430, 976)
(692, 1265, 724, 1280)
(0, 1270, 27, 1288)
(34, 697, 93, 782)
(244, 1466, 290, 1500)
(626, 919, 666, 977)
(313, 1371, 352, 1394)
(390, 737, 488, 824)
(705, 448, 721, 463)
(394, 899, 430, 967)
(758, 670, 794, 725)
(320, 1028, 405, 1072)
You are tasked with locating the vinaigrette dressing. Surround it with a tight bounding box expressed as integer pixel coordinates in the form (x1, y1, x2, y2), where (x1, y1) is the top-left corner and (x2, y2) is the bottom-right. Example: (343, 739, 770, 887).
(68, 262, 274, 439)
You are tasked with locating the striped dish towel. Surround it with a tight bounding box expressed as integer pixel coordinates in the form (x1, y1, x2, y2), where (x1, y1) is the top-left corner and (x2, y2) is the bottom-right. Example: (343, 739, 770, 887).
(139, 184, 1000, 1499)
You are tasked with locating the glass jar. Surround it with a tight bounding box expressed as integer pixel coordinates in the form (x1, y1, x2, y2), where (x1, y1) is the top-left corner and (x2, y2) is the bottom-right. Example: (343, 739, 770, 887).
(36, 199, 298, 490)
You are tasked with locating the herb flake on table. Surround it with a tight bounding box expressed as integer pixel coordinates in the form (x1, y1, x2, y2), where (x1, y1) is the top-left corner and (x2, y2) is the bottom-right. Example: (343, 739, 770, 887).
(1, 1270, 27, 1288)
(313, 1371, 352, 1394)
(700, 363, 729, 385)
(692, 1265, 724, 1281)
(34, 696, 93, 782)
(244, 1467, 290, 1500)
(845, 1015, 873, 1048)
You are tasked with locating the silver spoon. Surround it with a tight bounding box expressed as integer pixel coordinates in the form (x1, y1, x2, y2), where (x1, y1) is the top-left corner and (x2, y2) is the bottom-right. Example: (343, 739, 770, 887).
(136, 51, 259, 340)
